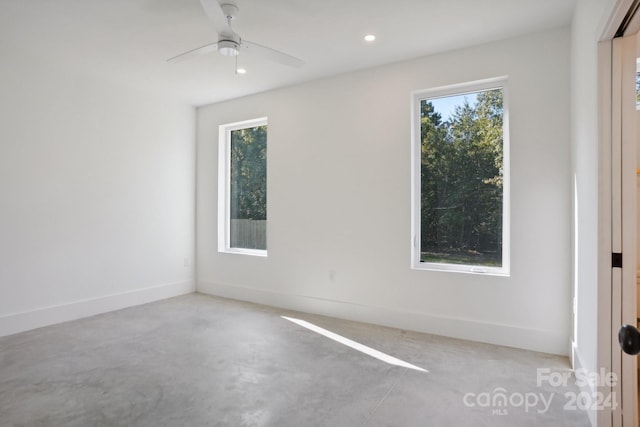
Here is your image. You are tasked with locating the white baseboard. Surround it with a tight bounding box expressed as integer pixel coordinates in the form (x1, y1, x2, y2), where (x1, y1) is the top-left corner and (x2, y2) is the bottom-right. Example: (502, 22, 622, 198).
(198, 280, 569, 356)
(571, 342, 596, 427)
(0, 280, 195, 337)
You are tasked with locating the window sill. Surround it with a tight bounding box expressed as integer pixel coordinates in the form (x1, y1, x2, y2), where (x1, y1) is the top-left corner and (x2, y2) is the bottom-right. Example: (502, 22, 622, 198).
(412, 262, 509, 277)
(220, 248, 268, 257)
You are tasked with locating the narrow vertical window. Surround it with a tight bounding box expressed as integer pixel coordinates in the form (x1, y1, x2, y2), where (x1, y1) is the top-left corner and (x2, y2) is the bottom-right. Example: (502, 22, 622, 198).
(411, 78, 509, 275)
(218, 117, 267, 256)
(636, 58, 640, 109)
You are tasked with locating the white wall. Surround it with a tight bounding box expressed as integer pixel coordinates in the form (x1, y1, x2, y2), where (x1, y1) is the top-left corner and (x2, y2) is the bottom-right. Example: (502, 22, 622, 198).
(0, 51, 196, 336)
(197, 29, 572, 355)
(570, 0, 606, 379)
(570, 0, 618, 425)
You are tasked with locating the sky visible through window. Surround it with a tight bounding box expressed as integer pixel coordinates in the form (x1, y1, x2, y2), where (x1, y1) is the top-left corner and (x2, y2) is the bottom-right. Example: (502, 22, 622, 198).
(430, 92, 478, 122)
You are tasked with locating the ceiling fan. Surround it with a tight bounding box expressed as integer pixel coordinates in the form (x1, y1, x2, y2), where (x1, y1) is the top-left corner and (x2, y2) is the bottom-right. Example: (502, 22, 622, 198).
(167, 0, 304, 68)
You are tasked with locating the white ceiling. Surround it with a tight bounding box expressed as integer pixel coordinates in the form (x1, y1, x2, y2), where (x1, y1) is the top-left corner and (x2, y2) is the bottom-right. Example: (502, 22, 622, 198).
(0, 0, 577, 106)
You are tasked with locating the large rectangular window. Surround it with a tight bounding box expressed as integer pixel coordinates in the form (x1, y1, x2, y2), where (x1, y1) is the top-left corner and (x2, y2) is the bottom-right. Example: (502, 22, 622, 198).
(411, 77, 509, 275)
(218, 117, 267, 256)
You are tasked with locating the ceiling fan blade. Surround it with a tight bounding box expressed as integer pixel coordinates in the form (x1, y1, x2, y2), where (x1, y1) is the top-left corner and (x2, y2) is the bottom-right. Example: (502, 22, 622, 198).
(241, 40, 304, 68)
(167, 41, 219, 63)
(199, 0, 233, 36)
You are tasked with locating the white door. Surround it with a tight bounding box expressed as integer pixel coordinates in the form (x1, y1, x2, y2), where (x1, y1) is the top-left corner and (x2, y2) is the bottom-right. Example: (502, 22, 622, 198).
(611, 31, 638, 427)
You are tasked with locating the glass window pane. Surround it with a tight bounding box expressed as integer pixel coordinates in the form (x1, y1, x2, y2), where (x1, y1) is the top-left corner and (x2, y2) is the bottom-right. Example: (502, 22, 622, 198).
(229, 125, 267, 250)
(420, 88, 503, 267)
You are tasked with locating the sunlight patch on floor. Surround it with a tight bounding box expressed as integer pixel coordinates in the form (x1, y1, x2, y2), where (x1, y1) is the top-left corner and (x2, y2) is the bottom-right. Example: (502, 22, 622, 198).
(281, 316, 428, 373)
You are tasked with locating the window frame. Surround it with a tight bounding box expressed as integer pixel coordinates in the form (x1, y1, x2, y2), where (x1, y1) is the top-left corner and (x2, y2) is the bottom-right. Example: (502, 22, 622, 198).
(410, 77, 510, 276)
(218, 117, 268, 257)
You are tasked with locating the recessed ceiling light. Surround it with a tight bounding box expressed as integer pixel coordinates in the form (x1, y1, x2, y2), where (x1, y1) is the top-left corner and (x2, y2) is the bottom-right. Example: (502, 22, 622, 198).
(236, 68, 247, 75)
(364, 34, 376, 42)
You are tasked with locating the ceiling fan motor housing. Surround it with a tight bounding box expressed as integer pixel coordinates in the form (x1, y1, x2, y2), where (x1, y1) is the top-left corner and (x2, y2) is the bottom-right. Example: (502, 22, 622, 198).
(218, 33, 240, 56)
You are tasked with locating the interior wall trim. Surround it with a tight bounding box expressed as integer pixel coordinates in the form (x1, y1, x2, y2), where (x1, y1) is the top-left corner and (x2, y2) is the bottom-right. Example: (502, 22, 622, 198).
(572, 342, 597, 426)
(0, 280, 195, 337)
(198, 280, 569, 356)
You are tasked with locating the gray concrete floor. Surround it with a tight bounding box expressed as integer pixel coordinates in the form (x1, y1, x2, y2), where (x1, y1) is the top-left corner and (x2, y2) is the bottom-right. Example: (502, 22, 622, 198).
(0, 293, 590, 426)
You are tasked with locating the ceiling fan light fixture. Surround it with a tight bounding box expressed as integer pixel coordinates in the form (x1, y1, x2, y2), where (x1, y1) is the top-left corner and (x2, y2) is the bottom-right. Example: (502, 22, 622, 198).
(218, 40, 239, 56)
(167, 0, 304, 68)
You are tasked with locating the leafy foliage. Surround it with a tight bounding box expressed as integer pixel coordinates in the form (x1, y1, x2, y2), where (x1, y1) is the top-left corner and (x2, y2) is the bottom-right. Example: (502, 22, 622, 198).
(420, 89, 503, 266)
(230, 125, 267, 220)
